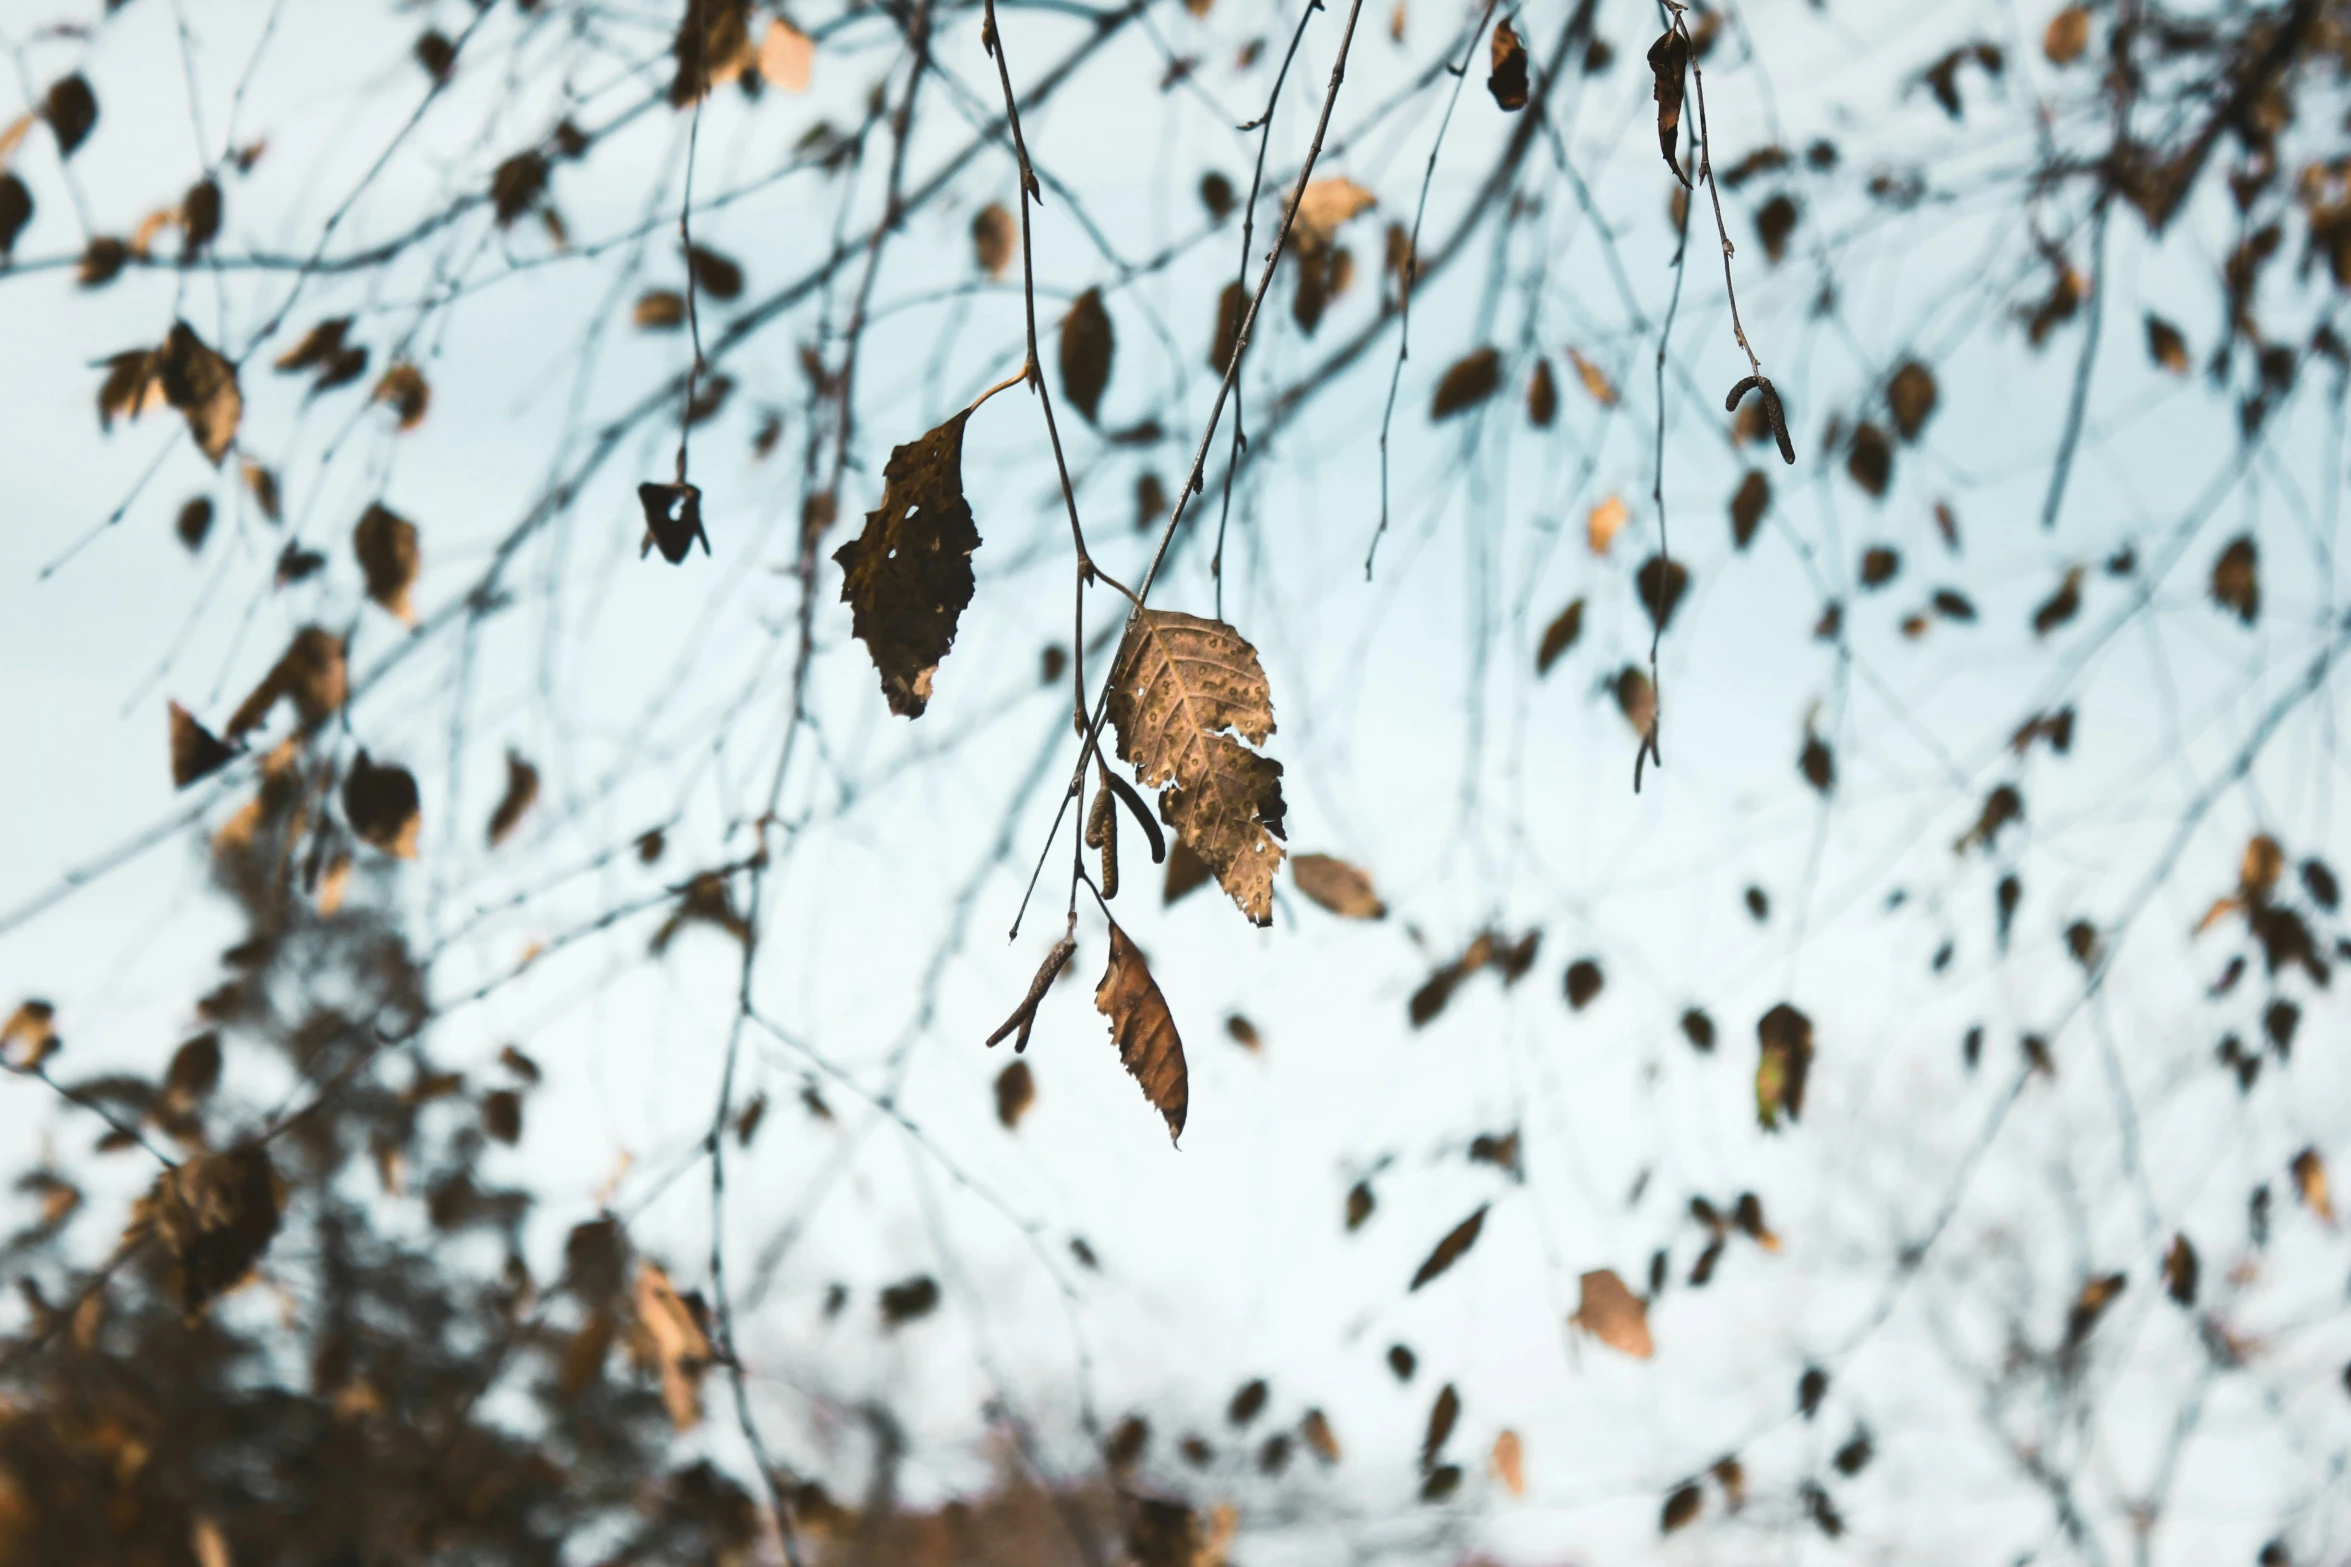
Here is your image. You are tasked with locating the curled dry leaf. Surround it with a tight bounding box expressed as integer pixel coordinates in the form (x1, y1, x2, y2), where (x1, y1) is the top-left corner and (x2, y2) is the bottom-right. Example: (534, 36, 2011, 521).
(1536, 598, 1584, 674)
(2032, 566, 2084, 636)
(1755, 1002, 1813, 1130)
(1431, 346, 1502, 419)
(373, 363, 430, 432)
(1573, 1267, 1653, 1357)
(2164, 1233, 2200, 1305)
(490, 153, 546, 227)
(758, 17, 814, 91)
(170, 702, 236, 789)
(637, 481, 709, 564)
(972, 202, 1015, 279)
(1646, 27, 1691, 186)
(142, 1145, 282, 1318)
(0, 173, 32, 259)
(1587, 494, 1630, 555)
(1061, 287, 1114, 424)
(1615, 665, 1656, 738)
(632, 1260, 713, 1431)
(987, 935, 1078, 1053)
(1409, 1204, 1488, 1291)
(1422, 1383, 1460, 1469)
(1487, 18, 1529, 111)
(486, 750, 540, 847)
(686, 245, 744, 302)
(353, 503, 420, 621)
(153, 322, 242, 466)
(343, 751, 421, 859)
(834, 412, 979, 717)
(1292, 853, 1385, 919)
(1661, 1482, 1702, 1533)
(1106, 609, 1287, 925)
(1303, 1409, 1342, 1463)
(226, 626, 347, 738)
(1095, 923, 1188, 1142)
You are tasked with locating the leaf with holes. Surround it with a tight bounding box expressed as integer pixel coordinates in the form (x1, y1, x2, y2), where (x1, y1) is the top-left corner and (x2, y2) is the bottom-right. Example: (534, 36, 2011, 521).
(835, 413, 979, 717)
(1106, 609, 1287, 925)
(1095, 923, 1188, 1142)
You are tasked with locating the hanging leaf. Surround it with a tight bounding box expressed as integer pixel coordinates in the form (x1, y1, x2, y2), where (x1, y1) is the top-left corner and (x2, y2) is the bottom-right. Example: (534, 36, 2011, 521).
(686, 244, 744, 302)
(1293, 178, 1376, 245)
(2044, 6, 2090, 63)
(1346, 1179, 1375, 1230)
(972, 202, 1015, 278)
(1421, 1383, 1460, 1469)
(637, 481, 709, 564)
(1661, 1483, 1703, 1533)
(1095, 923, 1188, 1142)
(2146, 313, 2190, 374)
(343, 751, 421, 859)
(2032, 566, 2084, 636)
(169, 702, 236, 789)
(671, 0, 755, 104)
(42, 75, 97, 158)
(486, 751, 539, 847)
(2163, 1233, 2199, 1306)
(0, 174, 32, 259)
(2211, 534, 2258, 624)
(1755, 1002, 1813, 1130)
(878, 1274, 940, 1326)
(1846, 422, 1893, 497)
(995, 1058, 1036, 1130)
(1587, 494, 1630, 555)
(374, 362, 430, 431)
(631, 1260, 713, 1430)
(1729, 470, 1768, 548)
(1537, 598, 1584, 674)
(1564, 958, 1604, 1010)
(1292, 853, 1385, 919)
(226, 626, 347, 737)
(490, 152, 547, 227)
(1228, 1378, 1269, 1425)
(2292, 1148, 2333, 1223)
(1615, 665, 1657, 738)
(2063, 1272, 2126, 1349)
(1491, 1430, 1525, 1495)
(1568, 347, 1620, 406)
(1756, 194, 1800, 263)
(1635, 556, 1690, 631)
(141, 1145, 281, 1319)
(1487, 18, 1529, 111)
(1887, 361, 1938, 440)
(1859, 546, 1900, 588)
(1431, 347, 1501, 418)
(1408, 1204, 1487, 1291)
(352, 503, 420, 622)
(1527, 358, 1558, 426)
(834, 413, 979, 717)
(1060, 287, 1114, 423)
(1, 1001, 59, 1072)
(1303, 1409, 1342, 1464)
(634, 290, 687, 330)
(757, 17, 814, 91)
(1573, 1268, 1653, 1357)
(1646, 28, 1691, 186)
(154, 322, 241, 467)
(1106, 610, 1287, 925)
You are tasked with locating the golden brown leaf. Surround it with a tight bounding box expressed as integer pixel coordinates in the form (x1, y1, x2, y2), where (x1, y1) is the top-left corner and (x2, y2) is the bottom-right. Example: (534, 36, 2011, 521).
(1887, 361, 1938, 440)
(671, 0, 754, 105)
(1210, 281, 1245, 376)
(1729, 469, 1769, 549)
(1587, 494, 1630, 555)
(632, 1259, 713, 1430)
(1615, 665, 1656, 737)
(2292, 1147, 2333, 1223)
(634, 289, 687, 330)
(486, 750, 539, 847)
(1431, 346, 1501, 419)
(1095, 923, 1188, 1142)
(2044, 6, 2089, 64)
(1292, 853, 1385, 919)
(1, 1000, 58, 1072)
(1409, 1205, 1487, 1291)
(1661, 1482, 1702, 1533)
(1107, 610, 1287, 924)
(972, 201, 1015, 279)
(1646, 28, 1690, 183)
(490, 152, 546, 227)
(1846, 421, 1892, 497)
(1487, 18, 1529, 110)
(757, 17, 814, 92)
(154, 321, 241, 466)
(2032, 566, 2084, 636)
(2146, 313, 2189, 374)
(835, 414, 979, 717)
(226, 626, 347, 738)
(343, 750, 421, 859)
(1573, 1267, 1653, 1357)
(373, 362, 429, 431)
(170, 701, 236, 789)
(1536, 598, 1584, 674)
(1293, 178, 1377, 247)
(2211, 534, 2258, 624)
(1567, 347, 1618, 406)
(1061, 287, 1114, 423)
(42, 74, 96, 159)
(2164, 1233, 2199, 1305)
(995, 1058, 1035, 1130)
(352, 503, 420, 622)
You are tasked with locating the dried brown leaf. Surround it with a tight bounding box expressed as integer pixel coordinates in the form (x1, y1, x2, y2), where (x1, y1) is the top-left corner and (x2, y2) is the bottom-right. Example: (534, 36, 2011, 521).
(1488, 18, 1529, 111)
(758, 18, 813, 91)
(972, 202, 1015, 279)
(1755, 1002, 1813, 1130)
(143, 1146, 281, 1318)
(1536, 598, 1584, 674)
(1568, 347, 1619, 406)
(2211, 535, 2258, 624)
(834, 413, 979, 717)
(352, 503, 420, 621)
(1292, 853, 1384, 919)
(1730, 469, 1769, 548)
(1096, 923, 1188, 1142)
(1431, 346, 1501, 419)
(1061, 287, 1114, 423)
(633, 1260, 713, 1430)
(487, 750, 539, 847)
(1409, 1205, 1487, 1291)
(1527, 357, 1558, 426)
(1573, 1267, 1653, 1357)
(373, 362, 429, 431)
(1646, 28, 1690, 186)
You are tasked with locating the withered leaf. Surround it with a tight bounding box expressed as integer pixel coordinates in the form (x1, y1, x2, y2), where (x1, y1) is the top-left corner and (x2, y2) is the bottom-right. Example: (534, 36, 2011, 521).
(972, 201, 1015, 278)
(77, 235, 127, 288)
(634, 289, 687, 330)
(170, 702, 236, 789)
(1228, 1377, 1269, 1425)
(343, 750, 421, 859)
(1729, 470, 1768, 548)
(1292, 853, 1385, 919)
(1491, 1429, 1525, 1495)
(1421, 1464, 1463, 1502)
(1588, 494, 1630, 555)
(0, 174, 32, 259)
(180, 179, 221, 257)
(374, 362, 429, 431)
(2164, 1233, 2199, 1306)
(2147, 313, 2189, 374)
(1646, 28, 1690, 186)
(1431, 346, 1501, 419)
(1537, 598, 1584, 674)
(1635, 555, 1690, 632)
(227, 626, 346, 737)
(1487, 18, 1529, 111)
(1756, 194, 1799, 263)
(994, 1058, 1035, 1130)
(1834, 1427, 1873, 1476)
(242, 460, 281, 523)
(638, 480, 709, 564)
(1681, 1009, 1716, 1051)
(633, 1260, 713, 1429)
(686, 244, 744, 302)
(1422, 1383, 1459, 1469)
(1661, 1483, 1702, 1534)
(1210, 281, 1245, 376)
(1345, 1179, 1374, 1231)
(1887, 361, 1938, 440)
(1564, 958, 1604, 1011)
(491, 152, 546, 227)
(2064, 1272, 2127, 1348)
(483, 1088, 522, 1144)
(1568, 347, 1619, 406)
(1303, 1409, 1342, 1464)
(353, 503, 420, 621)
(2292, 1147, 2333, 1223)
(1846, 422, 1892, 498)
(1, 1001, 59, 1072)
(166, 1031, 222, 1108)
(1060, 287, 1114, 424)
(1095, 923, 1188, 1142)
(757, 17, 814, 91)
(1469, 1130, 1522, 1179)
(43, 75, 97, 158)
(1859, 545, 1900, 589)
(1226, 1014, 1261, 1051)
(1200, 171, 1238, 221)
(1527, 357, 1557, 426)
(671, 0, 755, 104)
(1408, 1204, 1487, 1291)
(2044, 6, 2089, 64)
(1755, 1002, 1812, 1130)
(1294, 177, 1376, 246)
(145, 1145, 281, 1317)
(416, 29, 457, 82)
(157, 322, 241, 466)
(486, 750, 539, 847)
(2211, 535, 2258, 624)
(878, 1274, 940, 1326)
(2032, 567, 2084, 636)
(987, 935, 1077, 1053)
(1573, 1267, 1653, 1357)
(1106, 609, 1287, 925)
(835, 413, 978, 717)
(1615, 665, 1656, 738)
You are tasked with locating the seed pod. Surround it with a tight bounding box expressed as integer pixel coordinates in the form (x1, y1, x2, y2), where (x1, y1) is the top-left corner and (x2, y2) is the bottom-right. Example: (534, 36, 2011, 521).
(1085, 777, 1113, 850)
(1097, 788, 1121, 900)
(1758, 379, 1796, 464)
